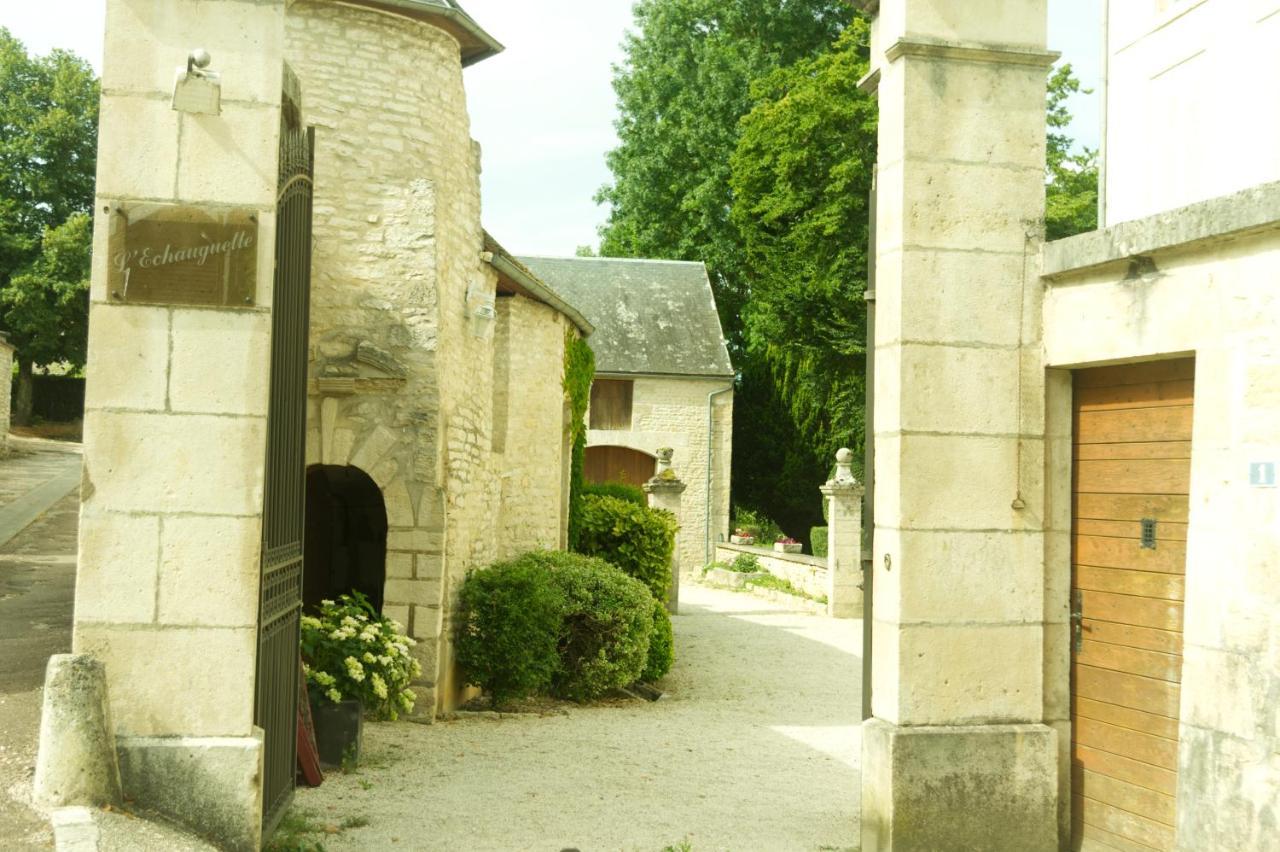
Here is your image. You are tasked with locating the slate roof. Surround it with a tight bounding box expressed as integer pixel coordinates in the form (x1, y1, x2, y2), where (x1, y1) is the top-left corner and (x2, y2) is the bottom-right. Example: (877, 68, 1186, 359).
(516, 256, 735, 379)
(353, 0, 503, 65)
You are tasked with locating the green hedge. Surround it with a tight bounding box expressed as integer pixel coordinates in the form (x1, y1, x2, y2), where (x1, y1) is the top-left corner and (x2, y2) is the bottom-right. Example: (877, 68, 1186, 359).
(549, 554, 653, 701)
(455, 556, 565, 706)
(583, 481, 647, 506)
(642, 599, 674, 682)
(810, 526, 829, 559)
(575, 494, 677, 603)
(456, 551, 660, 707)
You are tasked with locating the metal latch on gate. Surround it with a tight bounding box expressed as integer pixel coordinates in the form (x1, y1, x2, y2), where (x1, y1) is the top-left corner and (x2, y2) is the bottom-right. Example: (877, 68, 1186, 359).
(1071, 590, 1084, 653)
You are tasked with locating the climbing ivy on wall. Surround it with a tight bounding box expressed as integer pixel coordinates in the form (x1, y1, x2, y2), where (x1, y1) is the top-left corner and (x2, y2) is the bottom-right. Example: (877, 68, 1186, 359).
(563, 329, 595, 549)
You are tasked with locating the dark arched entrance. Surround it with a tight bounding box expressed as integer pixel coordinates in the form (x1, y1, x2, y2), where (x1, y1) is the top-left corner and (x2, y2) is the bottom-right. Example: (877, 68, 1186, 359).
(304, 465, 388, 614)
(584, 445, 656, 489)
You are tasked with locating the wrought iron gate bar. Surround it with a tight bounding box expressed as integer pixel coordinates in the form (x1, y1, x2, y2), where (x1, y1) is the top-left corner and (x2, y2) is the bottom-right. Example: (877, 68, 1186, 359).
(256, 113, 314, 839)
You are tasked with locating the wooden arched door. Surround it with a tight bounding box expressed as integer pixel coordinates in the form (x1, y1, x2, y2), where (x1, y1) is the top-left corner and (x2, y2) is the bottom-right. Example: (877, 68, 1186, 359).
(584, 446, 656, 489)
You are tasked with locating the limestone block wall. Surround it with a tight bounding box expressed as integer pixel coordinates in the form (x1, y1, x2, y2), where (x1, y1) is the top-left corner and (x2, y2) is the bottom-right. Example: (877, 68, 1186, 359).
(1104, 0, 1280, 225)
(715, 542, 827, 600)
(1043, 219, 1280, 851)
(76, 0, 284, 740)
(587, 375, 733, 573)
(286, 1, 498, 715)
(0, 337, 13, 443)
(493, 297, 572, 559)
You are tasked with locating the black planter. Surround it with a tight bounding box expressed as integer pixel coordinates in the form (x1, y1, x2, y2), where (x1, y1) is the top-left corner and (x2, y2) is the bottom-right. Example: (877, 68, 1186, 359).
(311, 699, 362, 769)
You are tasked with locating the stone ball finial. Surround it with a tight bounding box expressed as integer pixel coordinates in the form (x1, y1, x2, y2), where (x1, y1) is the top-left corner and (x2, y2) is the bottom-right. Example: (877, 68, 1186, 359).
(831, 447, 856, 485)
(656, 447, 675, 465)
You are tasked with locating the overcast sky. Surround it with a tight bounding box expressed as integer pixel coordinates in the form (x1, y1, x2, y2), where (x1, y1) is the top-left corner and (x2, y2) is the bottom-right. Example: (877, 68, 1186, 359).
(2, 0, 1102, 256)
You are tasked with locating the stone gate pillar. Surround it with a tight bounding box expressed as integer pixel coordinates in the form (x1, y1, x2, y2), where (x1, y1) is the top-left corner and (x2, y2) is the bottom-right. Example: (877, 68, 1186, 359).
(643, 447, 686, 614)
(57, 1, 289, 847)
(856, 1, 1058, 849)
(820, 448, 863, 618)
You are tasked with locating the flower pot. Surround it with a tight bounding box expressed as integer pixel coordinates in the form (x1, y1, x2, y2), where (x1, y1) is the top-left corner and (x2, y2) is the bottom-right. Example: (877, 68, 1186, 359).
(774, 542, 802, 554)
(311, 699, 362, 769)
(730, 535, 755, 546)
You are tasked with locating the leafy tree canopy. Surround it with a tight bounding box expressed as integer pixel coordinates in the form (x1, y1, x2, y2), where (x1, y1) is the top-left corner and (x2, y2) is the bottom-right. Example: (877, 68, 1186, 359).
(1046, 64, 1099, 240)
(730, 21, 876, 467)
(596, 0, 851, 348)
(0, 28, 98, 416)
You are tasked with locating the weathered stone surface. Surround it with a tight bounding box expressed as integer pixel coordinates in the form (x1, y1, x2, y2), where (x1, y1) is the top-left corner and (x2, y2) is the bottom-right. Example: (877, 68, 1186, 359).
(33, 655, 122, 810)
(73, 511, 160, 625)
(861, 720, 1058, 852)
(157, 516, 260, 628)
(168, 310, 271, 417)
(116, 734, 263, 852)
(82, 305, 169, 413)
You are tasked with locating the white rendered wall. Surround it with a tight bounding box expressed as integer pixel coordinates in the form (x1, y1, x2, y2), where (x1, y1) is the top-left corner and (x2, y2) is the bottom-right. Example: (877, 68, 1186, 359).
(1105, 0, 1280, 224)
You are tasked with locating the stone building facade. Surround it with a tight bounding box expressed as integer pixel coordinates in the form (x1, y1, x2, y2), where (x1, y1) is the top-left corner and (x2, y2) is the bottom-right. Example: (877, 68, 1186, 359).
(62, 0, 590, 844)
(519, 257, 735, 574)
(858, 1, 1280, 849)
(285, 2, 590, 716)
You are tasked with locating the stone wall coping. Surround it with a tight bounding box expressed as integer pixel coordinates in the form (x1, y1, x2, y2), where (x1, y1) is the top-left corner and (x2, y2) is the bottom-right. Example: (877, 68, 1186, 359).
(717, 541, 827, 569)
(1043, 179, 1280, 280)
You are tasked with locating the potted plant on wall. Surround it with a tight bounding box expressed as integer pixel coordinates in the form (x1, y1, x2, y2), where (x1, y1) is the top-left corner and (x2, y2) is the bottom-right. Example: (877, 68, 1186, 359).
(730, 528, 756, 546)
(300, 592, 421, 768)
(774, 536, 802, 554)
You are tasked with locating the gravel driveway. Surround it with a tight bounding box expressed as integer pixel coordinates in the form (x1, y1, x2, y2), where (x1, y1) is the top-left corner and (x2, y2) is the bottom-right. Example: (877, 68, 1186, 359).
(292, 583, 863, 852)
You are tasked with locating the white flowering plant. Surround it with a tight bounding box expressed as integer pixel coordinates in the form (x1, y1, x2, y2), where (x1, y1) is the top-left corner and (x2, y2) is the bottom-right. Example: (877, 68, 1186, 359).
(300, 592, 421, 721)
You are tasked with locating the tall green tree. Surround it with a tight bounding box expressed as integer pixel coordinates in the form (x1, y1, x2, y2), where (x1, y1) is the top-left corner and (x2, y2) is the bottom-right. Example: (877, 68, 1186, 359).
(597, 0, 850, 347)
(730, 22, 876, 474)
(0, 28, 99, 422)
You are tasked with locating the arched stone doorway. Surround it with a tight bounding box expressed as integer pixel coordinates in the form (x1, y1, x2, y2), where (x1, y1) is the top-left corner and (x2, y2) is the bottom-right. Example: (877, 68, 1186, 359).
(304, 465, 388, 614)
(584, 445, 656, 489)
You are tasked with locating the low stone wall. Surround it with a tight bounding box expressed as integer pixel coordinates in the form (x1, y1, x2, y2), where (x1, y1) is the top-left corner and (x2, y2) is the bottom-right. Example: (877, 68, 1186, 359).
(714, 542, 827, 600)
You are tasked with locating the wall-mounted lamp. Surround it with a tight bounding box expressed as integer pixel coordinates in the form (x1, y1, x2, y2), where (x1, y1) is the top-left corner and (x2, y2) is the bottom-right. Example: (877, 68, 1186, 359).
(172, 49, 221, 116)
(466, 281, 496, 339)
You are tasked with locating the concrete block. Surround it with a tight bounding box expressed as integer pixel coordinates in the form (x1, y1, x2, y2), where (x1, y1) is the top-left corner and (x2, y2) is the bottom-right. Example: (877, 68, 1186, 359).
(898, 159, 1045, 255)
(158, 515, 261, 627)
(103, 0, 285, 105)
(385, 552, 413, 579)
(385, 578, 441, 608)
(50, 807, 100, 852)
(83, 305, 170, 413)
(895, 623, 1044, 725)
(902, 58, 1048, 168)
(892, 249, 1027, 346)
(861, 718, 1058, 852)
(879, 0, 1049, 49)
(894, 529, 1045, 623)
(177, 106, 279, 206)
(169, 309, 271, 416)
(95, 95, 179, 200)
(896, 433, 1044, 530)
(34, 655, 123, 809)
(894, 343, 1020, 435)
(116, 733, 263, 852)
(73, 625, 256, 738)
(82, 410, 266, 515)
(74, 511, 160, 624)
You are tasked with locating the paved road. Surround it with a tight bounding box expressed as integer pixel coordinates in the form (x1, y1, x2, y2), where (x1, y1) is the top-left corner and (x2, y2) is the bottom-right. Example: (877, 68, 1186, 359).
(0, 447, 82, 850)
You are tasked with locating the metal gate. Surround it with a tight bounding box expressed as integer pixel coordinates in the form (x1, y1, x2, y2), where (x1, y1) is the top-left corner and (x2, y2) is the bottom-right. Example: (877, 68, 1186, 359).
(256, 110, 315, 836)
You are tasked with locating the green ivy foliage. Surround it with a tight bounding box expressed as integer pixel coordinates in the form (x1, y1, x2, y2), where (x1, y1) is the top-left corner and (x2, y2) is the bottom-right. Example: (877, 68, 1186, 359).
(563, 331, 596, 550)
(642, 598, 675, 683)
(575, 494, 678, 603)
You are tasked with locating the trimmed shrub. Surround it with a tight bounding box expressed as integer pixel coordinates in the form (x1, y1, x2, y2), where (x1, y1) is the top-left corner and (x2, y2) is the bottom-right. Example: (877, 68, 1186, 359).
(576, 494, 678, 602)
(583, 480, 647, 507)
(642, 598, 674, 683)
(811, 526, 829, 559)
(456, 551, 657, 706)
(545, 553, 653, 702)
(456, 557, 565, 707)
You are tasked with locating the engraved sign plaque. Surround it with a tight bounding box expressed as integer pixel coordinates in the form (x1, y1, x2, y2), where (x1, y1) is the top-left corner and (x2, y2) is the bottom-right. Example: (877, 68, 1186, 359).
(107, 204, 258, 307)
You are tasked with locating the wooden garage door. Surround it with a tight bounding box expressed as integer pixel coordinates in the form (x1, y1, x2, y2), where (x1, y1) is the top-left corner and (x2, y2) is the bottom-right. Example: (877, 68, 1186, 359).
(583, 445, 655, 489)
(1071, 359, 1193, 851)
